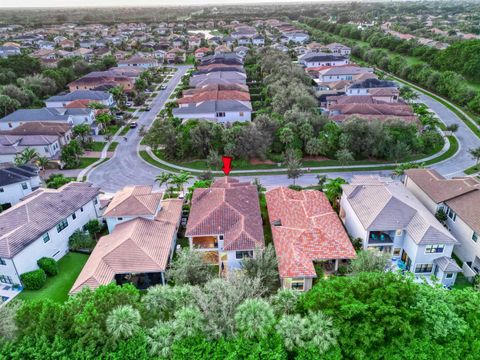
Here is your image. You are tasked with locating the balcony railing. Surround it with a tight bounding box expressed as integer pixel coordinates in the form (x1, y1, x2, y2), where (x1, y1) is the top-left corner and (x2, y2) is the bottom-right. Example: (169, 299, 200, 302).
(368, 231, 394, 244)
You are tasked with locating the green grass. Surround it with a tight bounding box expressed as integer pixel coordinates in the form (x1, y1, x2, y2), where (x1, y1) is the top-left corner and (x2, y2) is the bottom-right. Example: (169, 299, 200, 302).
(126, 108, 136, 113)
(259, 193, 273, 246)
(177, 237, 189, 248)
(86, 141, 106, 152)
(423, 136, 458, 166)
(119, 126, 130, 136)
(107, 141, 119, 152)
(77, 157, 99, 169)
(453, 273, 472, 290)
(102, 124, 121, 136)
(464, 163, 480, 175)
(17, 252, 89, 303)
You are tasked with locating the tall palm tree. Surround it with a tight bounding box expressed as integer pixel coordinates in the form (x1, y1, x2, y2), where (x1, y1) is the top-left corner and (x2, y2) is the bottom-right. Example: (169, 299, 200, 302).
(171, 171, 193, 195)
(155, 172, 172, 188)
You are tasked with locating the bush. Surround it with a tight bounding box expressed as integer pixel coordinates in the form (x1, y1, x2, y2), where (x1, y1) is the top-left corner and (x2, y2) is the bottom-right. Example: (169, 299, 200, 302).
(336, 266, 348, 276)
(20, 269, 47, 290)
(288, 185, 302, 191)
(69, 229, 96, 251)
(37, 257, 58, 276)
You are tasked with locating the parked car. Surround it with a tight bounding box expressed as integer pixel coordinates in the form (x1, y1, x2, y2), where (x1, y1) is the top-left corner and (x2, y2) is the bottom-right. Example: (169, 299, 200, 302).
(159, 85, 167, 90)
(126, 102, 132, 107)
(144, 107, 151, 111)
(129, 121, 138, 129)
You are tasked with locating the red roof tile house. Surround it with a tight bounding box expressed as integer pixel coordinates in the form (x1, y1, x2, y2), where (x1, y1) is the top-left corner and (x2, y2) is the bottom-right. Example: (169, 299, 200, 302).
(185, 178, 264, 273)
(266, 187, 356, 291)
(70, 185, 183, 293)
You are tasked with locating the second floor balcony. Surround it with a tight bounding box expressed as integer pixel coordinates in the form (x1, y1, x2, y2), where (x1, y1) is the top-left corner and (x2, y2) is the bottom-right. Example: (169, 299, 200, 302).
(368, 231, 395, 245)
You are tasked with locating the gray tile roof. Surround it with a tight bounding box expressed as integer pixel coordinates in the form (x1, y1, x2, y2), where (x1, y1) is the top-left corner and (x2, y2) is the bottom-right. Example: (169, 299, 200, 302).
(0, 165, 37, 187)
(0, 182, 100, 258)
(343, 176, 457, 245)
(46, 90, 112, 102)
(0, 108, 70, 123)
(0, 134, 58, 146)
(433, 256, 462, 272)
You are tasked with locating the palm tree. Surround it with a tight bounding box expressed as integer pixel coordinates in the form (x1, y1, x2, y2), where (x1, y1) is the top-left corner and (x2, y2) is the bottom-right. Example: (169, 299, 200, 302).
(155, 172, 172, 188)
(171, 171, 193, 195)
(35, 156, 50, 178)
(469, 147, 480, 165)
(14, 148, 39, 166)
(106, 305, 141, 340)
(324, 177, 347, 208)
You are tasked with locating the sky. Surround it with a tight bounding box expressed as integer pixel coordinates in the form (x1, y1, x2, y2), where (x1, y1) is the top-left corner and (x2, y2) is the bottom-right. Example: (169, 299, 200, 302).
(0, 0, 347, 8)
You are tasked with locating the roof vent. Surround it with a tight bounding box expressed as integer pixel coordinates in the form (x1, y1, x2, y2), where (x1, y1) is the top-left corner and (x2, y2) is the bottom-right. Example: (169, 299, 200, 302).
(272, 219, 282, 227)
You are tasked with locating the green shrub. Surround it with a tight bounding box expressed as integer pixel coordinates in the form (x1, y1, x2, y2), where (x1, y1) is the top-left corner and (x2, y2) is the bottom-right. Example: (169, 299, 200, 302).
(288, 185, 302, 191)
(69, 230, 96, 251)
(336, 266, 348, 276)
(37, 257, 58, 276)
(20, 269, 47, 290)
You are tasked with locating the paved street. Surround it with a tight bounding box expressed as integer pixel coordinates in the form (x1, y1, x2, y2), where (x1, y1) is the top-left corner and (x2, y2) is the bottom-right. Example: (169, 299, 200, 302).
(87, 70, 480, 194)
(87, 65, 191, 193)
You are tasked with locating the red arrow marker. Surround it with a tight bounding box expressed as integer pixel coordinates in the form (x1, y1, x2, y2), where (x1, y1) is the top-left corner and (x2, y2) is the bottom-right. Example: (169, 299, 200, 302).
(221, 156, 233, 176)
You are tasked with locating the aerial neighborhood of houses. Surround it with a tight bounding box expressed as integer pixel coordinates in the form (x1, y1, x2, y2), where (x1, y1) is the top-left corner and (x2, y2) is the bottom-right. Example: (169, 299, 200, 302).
(0, 13, 479, 312)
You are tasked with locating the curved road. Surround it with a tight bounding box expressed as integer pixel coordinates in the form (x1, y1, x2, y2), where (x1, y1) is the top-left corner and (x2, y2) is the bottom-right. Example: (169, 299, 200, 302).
(88, 71, 480, 193)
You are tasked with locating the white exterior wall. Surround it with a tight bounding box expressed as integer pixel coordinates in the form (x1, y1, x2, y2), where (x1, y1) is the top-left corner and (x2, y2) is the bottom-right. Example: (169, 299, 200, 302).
(447, 214, 480, 263)
(0, 181, 33, 206)
(176, 111, 252, 123)
(305, 59, 349, 67)
(106, 214, 155, 233)
(70, 112, 95, 126)
(0, 197, 100, 285)
(45, 97, 113, 108)
(322, 74, 354, 82)
(340, 196, 368, 244)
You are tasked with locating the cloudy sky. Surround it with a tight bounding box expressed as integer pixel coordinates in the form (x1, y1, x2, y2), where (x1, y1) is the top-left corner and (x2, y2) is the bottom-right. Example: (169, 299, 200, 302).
(0, 0, 347, 8)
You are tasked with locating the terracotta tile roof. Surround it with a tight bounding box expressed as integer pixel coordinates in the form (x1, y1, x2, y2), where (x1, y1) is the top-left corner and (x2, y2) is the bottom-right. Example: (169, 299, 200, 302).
(197, 63, 244, 72)
(0, 122, 71, 137)
(70, 198, 183, 294)
(405, 169, 479, 203)
(266, 187, 356, 278)
(177, 90, 250, 104)
(185, 177, 264, 251)
(65, 99, 93, 108)
(330, 103, 414, 116)
(330, 114, 418, 123)
(103, 185, 163, 218)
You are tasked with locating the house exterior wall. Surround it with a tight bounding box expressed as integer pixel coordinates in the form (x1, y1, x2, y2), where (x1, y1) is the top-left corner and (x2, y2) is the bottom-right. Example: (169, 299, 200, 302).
(45, 97, 113, 108)
(70, 112, 95, 126)
(447, 213, 480, 263)
(304, 58, 349, 67)
(280, 277, 314, 292)
(339, 196, 368, 243)
(0, 180, 33, 206)
(0, 197, 100, 285)
(106, 214, 155, 233)
(176, 110, 252, 123)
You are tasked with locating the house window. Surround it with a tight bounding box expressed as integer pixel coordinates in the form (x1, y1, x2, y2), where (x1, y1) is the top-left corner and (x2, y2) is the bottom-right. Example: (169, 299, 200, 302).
(94, 198, 98, 205)
(80, 207, 84, 212)
(291, 278, 304, 291)
(415, 264, 433, 273)
(21, 182, 28, 190)
(446, 208, 456, 221)
(0, 188, 3, 192)
(446, 273, 454, 279)
(216, 112, 226, 117)
(0, 275, 13, 284)
(219, 235, 224, 241)
(118, 217, 123, 221)
(44, 147, 49, 152)
(43, 233, 50, 243)
(393, 248, 401, 257)
(239, 112, 244, 117)
(473, 232, 478, 243)
(72, 212, 76, 220)
(236, 251, 253, 260)
(56, 219, 69, 233)
(0, 258, 6, 265)
(425, 244, 445, 254)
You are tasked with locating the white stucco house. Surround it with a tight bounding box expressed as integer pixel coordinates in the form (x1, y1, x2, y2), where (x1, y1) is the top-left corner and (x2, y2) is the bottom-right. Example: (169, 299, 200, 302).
(186, 178, 264, 273)
(298, 53, 349, 68)
(173, 100, 252, 123)
(0, 182, 101, 286)
(0, 165, 40, 208)
(340, 175, 461, 287)
(405, 169, 480, 279)
(44, 90, 114, 108)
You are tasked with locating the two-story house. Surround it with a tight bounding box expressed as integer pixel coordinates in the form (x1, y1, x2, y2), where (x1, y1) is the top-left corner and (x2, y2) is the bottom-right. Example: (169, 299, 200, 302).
(298, 53, 349, 68)
(45, 90, 114, 108)
(405, 169, 480, 278)
(70, 185, 182, 293)
(340, 175, 461, 287)
(186, 178, 264, 274)
(0, 182, 100, 286)
(0, 165, 40, 208)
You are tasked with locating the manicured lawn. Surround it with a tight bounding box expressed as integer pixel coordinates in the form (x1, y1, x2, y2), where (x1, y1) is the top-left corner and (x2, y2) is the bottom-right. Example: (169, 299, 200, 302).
(465, 163, 480, 175)
(119, 126, 130, 136)
(78, 157, 99, 168)
(86, 141, 106, 152)
(102, 124, 121, 136)
(107, 141, 119, 152)
(17, 252, 89, 303)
